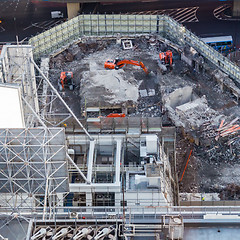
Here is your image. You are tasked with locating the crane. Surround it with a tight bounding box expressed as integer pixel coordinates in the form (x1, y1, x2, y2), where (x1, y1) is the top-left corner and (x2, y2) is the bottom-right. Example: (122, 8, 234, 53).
(104, 58, 149, 74)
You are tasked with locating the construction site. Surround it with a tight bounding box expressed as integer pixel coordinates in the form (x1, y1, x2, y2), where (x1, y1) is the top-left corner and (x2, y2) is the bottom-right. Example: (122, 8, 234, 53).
(1, 14, 240, 239)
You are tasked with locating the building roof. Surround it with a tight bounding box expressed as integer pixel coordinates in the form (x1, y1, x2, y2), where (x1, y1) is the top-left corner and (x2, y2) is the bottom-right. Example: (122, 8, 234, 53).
(0, 84, 25, 128)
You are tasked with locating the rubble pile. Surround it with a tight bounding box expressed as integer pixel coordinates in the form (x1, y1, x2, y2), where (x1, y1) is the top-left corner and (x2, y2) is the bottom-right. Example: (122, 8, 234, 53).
(128, 92, 163, 117)
(164, 87, 222, 132)
(80, 58, 140, 106)
(197, 137, 239, 164)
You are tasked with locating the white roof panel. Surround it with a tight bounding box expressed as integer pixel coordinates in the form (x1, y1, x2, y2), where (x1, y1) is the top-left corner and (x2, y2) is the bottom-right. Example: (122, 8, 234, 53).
(0, 85, 25, 128)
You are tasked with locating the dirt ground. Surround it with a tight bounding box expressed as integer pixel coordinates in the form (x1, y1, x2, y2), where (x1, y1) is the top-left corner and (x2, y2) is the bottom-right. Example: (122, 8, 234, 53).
(49, 35, 240, 200)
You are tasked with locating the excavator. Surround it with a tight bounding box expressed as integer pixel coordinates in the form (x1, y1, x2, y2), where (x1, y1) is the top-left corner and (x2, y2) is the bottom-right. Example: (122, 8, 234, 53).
(104, 58, 149, 74)
(58, 71, 74, 91)
(159, 50, 173, 68)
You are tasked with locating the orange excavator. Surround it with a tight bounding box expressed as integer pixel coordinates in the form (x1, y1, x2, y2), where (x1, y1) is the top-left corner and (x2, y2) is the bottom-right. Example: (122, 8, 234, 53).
(159, 50, 173, 68)
(104, 59, 149, 74)
(58, 71, 74, 91)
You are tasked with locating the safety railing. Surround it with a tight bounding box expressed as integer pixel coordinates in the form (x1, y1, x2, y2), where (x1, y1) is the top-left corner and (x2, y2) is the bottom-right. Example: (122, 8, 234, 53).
(1, 205, 240, 220)
(58, 116, 162, 134)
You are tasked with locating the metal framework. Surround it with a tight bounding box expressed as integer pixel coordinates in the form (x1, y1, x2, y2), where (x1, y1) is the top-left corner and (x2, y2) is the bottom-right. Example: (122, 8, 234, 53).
(0, 45, 94, 220)
(0, 128, 69, 219)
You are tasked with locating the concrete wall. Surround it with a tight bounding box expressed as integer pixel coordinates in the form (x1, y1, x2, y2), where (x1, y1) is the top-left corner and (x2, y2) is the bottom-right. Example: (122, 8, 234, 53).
(164, 86, 193, 109)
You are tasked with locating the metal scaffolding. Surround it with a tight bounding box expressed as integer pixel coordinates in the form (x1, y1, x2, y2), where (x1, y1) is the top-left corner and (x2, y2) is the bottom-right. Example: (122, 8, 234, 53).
(0, 128, 69, 219)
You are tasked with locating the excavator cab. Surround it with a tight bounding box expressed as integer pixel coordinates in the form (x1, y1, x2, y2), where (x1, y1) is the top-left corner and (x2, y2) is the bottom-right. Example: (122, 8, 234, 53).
(58, 71, 74, 91)
(159, 52, 166, 64)
(104, 60, 116, 69)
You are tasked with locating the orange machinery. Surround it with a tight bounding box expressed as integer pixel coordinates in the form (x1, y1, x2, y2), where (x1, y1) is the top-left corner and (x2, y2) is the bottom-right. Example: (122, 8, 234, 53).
(104, 59, 149, 74)
(106, 113, 126, 118)
(159, 50, 173, 67)
(58, 71, 74, 91)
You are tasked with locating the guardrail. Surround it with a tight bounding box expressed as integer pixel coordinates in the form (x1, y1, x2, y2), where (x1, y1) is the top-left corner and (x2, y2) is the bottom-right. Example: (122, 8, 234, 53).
(1, 205, 240, 220)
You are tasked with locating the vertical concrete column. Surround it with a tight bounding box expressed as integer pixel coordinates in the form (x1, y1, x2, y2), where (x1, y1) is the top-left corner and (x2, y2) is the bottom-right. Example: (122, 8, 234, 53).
(233, 0, 240, 17)
(67, 3, 80, 19)
(115, 139, 122, 184)
(87, 140, 95, 183)
(86, 192, 92, 207)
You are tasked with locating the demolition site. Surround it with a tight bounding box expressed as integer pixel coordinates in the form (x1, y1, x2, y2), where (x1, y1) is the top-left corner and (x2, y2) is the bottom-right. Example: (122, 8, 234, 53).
(1, 14, 240, 239)
(49, 33, 240, 200)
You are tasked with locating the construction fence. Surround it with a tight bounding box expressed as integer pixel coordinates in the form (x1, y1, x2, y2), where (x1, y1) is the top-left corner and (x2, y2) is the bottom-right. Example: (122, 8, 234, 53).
(29, 14, 159, 58)
(29, 14, 240, 86)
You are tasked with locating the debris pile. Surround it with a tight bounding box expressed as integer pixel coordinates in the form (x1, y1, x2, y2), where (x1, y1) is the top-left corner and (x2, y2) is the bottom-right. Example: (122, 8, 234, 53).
(164, 86, 222, 132)
(80, 58, 140, 106)
(215, 118, 240, 140)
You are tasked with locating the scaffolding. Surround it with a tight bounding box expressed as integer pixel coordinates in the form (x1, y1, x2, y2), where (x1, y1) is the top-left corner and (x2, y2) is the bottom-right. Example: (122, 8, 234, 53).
(0, 45, 93, 220)
(0, 128, 69, 219)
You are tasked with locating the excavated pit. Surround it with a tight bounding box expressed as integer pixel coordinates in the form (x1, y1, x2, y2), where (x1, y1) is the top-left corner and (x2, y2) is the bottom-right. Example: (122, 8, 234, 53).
(49, 35, 240, 200)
